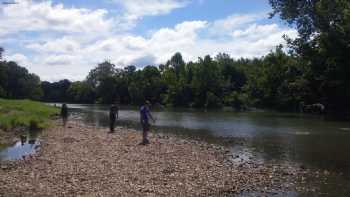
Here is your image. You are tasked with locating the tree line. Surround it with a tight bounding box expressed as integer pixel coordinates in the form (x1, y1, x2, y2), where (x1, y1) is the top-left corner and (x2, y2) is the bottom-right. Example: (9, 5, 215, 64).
(0, 46, 331, 112)
(0, 50, 43, 100)
(1, 0, 349, 116)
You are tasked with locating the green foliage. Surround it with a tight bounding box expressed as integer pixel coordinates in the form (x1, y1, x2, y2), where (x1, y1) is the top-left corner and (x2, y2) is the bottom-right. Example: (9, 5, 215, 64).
(205, 92, 222, 108)
(38, 49, 309, 111)
(86, 61, 116, 89)
(244, 46, 306, 110)
(0, 61, 43, 100)
(224, 91, 249, 111)
(0, 44, 318, 111)
(270, 0, 350, 114)
(41, 80, 71, 102)
(67, 81, 95, 103)
(0, 99, 59, 131)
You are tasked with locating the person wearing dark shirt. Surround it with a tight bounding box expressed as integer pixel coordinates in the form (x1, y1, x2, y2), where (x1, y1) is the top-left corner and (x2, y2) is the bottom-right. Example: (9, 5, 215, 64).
(139, 100, 155, 145)
(61, 103, 68, 127)
(109, 104, 119, 133)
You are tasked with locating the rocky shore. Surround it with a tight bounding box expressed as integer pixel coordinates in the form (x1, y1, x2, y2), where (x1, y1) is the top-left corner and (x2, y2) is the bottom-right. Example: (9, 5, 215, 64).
(0, 121, 309, 196)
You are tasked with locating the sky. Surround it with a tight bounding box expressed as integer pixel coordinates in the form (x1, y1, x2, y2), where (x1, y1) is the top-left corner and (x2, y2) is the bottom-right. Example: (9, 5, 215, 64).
(0, 0, 297, 81)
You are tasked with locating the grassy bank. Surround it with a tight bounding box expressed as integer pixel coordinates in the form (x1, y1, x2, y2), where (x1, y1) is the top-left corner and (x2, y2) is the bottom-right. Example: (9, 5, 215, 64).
(0, 99, 59, 131)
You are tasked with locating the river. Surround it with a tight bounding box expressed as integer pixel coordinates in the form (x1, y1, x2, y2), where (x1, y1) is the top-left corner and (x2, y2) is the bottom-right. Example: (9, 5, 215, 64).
(67, 104, 350, 195)
(67, 104, 350, 171)
(2, 103, 350, 195)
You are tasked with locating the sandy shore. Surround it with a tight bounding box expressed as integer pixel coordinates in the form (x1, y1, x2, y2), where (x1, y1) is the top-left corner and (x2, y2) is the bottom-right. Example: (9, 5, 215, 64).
(0, 121, 305, 196)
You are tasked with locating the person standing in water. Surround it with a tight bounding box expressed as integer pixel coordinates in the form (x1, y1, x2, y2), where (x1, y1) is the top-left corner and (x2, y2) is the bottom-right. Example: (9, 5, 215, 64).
(61, 103, 68, 127)
(109, 104, 119, 133)
(139, 100, 155, 145)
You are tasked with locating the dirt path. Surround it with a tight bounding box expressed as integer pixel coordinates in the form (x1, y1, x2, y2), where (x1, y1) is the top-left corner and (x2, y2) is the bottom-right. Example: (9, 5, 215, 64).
(0, 121, 301, 196)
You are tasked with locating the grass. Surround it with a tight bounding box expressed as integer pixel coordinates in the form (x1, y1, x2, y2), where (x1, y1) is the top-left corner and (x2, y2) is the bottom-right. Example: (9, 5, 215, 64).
(0, 99, 59, 131)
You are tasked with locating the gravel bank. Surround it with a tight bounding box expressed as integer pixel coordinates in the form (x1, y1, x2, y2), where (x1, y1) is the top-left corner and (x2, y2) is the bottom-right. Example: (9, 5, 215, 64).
(0, 121, 303, 196)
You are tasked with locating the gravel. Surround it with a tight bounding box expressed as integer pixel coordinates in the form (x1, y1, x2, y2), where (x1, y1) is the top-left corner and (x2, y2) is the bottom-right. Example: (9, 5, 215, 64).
(0, 121, 304, 196)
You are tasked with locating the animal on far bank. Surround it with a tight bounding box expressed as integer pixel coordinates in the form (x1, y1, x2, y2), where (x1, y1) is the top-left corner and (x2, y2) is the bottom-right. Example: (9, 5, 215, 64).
(300, 102, 325, 114)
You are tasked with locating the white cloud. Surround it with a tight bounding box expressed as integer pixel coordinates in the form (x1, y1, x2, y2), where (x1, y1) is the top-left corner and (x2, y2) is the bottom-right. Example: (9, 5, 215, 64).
(27, 37, 81, 54)
(1, 1, 297, 82)
(210, 13, 264, 35)
(5, 53, 31, 67)
(0, 0, 114, 36)
(43, 54, 77, 66)
(113, 0, 189, 19)
(147, 21, 208, 61)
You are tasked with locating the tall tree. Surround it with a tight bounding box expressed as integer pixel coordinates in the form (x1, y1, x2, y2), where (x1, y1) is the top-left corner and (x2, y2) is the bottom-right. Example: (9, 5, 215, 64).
(166, 52, 185, 78)
(86, 61, 116, 88)
(270, 0, 350, 114)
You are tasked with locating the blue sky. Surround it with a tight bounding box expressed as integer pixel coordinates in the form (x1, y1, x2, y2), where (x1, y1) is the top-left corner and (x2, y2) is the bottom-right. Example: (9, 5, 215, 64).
(0, 0, 296, 81)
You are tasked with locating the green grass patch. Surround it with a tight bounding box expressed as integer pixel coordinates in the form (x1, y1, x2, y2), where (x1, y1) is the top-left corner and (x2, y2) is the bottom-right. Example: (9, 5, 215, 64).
(0, 99, 59, 131)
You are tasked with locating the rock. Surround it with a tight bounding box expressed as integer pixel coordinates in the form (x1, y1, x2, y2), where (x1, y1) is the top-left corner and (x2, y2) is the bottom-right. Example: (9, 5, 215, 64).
(1, 165, 8, 170)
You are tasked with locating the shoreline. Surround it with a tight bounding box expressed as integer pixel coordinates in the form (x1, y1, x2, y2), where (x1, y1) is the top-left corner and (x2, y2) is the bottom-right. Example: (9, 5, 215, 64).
(0, 120, 310, 196)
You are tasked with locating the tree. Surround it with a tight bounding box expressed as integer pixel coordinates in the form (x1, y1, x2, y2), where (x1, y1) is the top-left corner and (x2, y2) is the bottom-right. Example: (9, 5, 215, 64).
(269, 0, 350, 114)
(216, 53, 247, 92)
(0, 47, 3, 60)
(24, 73, 43, 100)
(191, 55, 223, 107)
(166, 52, 185, 78)
(0, 58, 43, 100)
(0, 61, 7, 97)
(5, 61, 31, 98)
(124, 65, 136, 74)
(67, 81, 95, 103)
(41, 80, 71, 102)
(97, 76, 118, 103)
(86, 61, 116, 88)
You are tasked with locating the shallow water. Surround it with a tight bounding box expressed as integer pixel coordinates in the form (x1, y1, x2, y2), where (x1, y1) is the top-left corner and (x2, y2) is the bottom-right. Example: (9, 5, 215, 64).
(0, 132, 40, 161)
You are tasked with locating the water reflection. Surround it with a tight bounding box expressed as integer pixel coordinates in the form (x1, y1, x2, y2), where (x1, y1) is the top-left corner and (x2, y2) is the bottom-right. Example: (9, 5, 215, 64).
(0, 131, 40, 161)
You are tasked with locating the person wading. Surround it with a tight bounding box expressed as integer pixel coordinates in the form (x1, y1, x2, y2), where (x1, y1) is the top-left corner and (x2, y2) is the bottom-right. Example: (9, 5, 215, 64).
(109, 104, 119, 133)
(61, 103, 68, 127)
(139, 100, 155, 145)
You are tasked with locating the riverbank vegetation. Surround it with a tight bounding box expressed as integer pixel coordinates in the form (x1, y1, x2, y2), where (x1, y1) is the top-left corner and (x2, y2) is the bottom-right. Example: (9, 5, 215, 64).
(0, 99, 58, 131)
(0, 0, 349, 116)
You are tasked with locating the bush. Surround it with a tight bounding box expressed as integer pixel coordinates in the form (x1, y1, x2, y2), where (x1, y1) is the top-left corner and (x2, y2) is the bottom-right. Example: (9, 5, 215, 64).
(224, 91, 249, 111)
(205, 92, 223, 108)
(0, 99, 58, 131)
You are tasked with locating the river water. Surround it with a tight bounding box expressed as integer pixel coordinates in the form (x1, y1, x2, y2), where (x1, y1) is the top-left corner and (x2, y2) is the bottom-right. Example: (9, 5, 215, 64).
(65, 104, 350, 195)
(67, 104, 350, 172)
